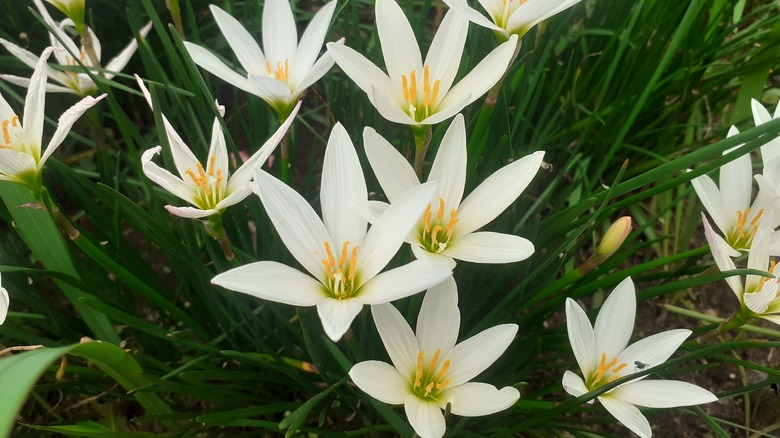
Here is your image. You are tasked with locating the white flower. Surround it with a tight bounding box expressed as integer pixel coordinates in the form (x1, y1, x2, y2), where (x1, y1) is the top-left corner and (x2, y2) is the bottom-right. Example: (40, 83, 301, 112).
(350, 277, 519, 438)
(563, 277, 718, 438)
(364, 114, 542, 267)
(44, 0, 85, 28)
(0, 47, 105, 189)
(0, 273, 8, 325)
(752, 99, 780, 170)
(211, 124, 451, 341)
(327, 0, 518, 127)
(184, 1, 340, 118)
(135, 75, 298, 219)
(443, 0, 582, 40)
(0, 0, 151, 96)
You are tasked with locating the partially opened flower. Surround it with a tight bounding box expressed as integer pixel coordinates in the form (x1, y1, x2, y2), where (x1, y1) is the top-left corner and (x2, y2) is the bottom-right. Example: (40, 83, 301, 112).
(0, 273, 9, 325)
(364, 114, 543, 267)
(0, 0, 151, 97)
(443, 0, 582, 41)
(211, 124, 451, 341)
(327, 0, 518, 127)
(0, 47, 105, 191)
(350, 277, 519, 438)
(136, 75, 298, 219)
(562, 277, 718, 438)
(184, 0, 340, 119)
(45, 0, 85, 31)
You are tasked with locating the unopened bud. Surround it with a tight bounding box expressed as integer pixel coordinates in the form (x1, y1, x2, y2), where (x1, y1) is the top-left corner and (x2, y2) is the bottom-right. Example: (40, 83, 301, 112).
(45, 0, 86, 33)
(595, 216, 632, 259)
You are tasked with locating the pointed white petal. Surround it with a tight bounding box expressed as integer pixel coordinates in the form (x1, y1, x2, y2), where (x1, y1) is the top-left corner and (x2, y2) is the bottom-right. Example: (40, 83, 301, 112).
(440, 0, 503, 32)
(445, 324, 517, 387)
(350, 361, 410, 404)
(184, 42, 258, 94)
(252, 169, 331, 279)
(321, 123, 368, 246)
(0, 74, 75, 94)
(744, 282, 776, 314)
(376, 0, 423, 90)
(0, 37, 42, 70)
(424, 10, 468, 98)
(720, 145, 752, 212)
(213, 186, 252, 211)
(428, 114, 467, 209)
(416, 276, 460, 356)
(565, 297, 597, 378)
(326, 43, 400, 106)
(263, 0, 298, 64)
(104, 22, 153, 76)
(210, 5, 266, 75)
(164, 205, 217, 218)
(411, 245, 458, 268)
(359, 261, 451, 304)
(247, 74, 292, 104)
(211, 261, 325, 306)
(443, 231, 534, 264)
(141, 146, 198, 205)
(562, 370, 589, 398)
(691, 172, 734, 234)
(598, 396, 651, 438)
(0, 149, 36, 180)
(594, 277, 636, 360)
(290, 1, 337, 86)
(702, 215, 743, 297)
(404, 395, 446, 438)
(752, 98, 772, 125)
(363, 127, 420, 203)
(609, 380, 717, 408)
(0, 285, 8, 324)
(507, 0, 582, 35)
(23, 47, 56, 154)
(317, 297, 364, 341)
(371, 302, 418, 378)
(294, 39, 341, 94)
(40, 94, 106, 168)
(440, 383, 519, 416)
(205, 117, 229, 182)
(456, 150, 544, 236)
(618, 329, 691, 373)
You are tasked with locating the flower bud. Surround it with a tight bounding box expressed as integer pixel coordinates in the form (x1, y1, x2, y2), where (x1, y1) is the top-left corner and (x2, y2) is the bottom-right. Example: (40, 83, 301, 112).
(595, 216, 632, 259)
(45, 0, 86, 33)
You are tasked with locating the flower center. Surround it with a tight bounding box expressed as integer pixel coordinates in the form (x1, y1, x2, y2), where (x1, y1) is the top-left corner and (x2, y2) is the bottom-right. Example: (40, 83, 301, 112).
(587, 352, 628, 389)
(420, 198, 459, 254)
(412, 349, 452, 400)
(726, 208, 763, 252)
(266, 59, 290, 83)
(498, 0, 527, 27)
(184, 155, 224, 209)
(0, 115, 22, 150)
(320, 241, 360, 299)
(401, 66, 441, 122)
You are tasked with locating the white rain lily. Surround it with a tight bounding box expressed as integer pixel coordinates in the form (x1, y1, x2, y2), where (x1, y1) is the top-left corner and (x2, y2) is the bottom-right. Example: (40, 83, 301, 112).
(0, 47, 105, 190)
(364, 114, 542, 268)
(327, 0, 518, 127)
(751, 99, 780, 215)
(563, 277, 718, 438)
(184, 1, 340, 118)
(211, 124, 451, 341)
(752, 99, 780, 170)
(350, 277, 519, 438)
(136, 75, 298, 219)
(443, 0, 582, 41)
(0, 0, 151, 97)
(0, 273, 8, 325)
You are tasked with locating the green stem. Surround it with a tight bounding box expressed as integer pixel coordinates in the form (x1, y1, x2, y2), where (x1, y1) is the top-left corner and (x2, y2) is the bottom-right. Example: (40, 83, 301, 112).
(696, 309, 753, 344)
(77, 27, 102, 72)
(205, 214, 235, 261)
(412, 126, 432, 178)
(165, 0, 185, 40)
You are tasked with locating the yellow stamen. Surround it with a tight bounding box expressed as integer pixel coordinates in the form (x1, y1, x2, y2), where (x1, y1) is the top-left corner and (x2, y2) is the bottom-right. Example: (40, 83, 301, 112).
(751, 209, 764, 226)
(446, 209, 459, 234)
(409, 70, 417, 101)
(185, 169, 200, 185)
(208, 155, 216, 177)
(438, 359, 451, 378)
(216, 169, 224, 189)
(430, 225, 443, 245)
(348, 246, 359, 280)
(437, 198, 445, 220)
(2, 120, 9, 145)
(11, 115, 18, 127)
(414, 351, 424, 388)
(423, 204, 432, 232)
(435, 379, 451, 390)
(265, 59, 273, 75)
(324, 241, 336, 268)
(428, 349, 441, 371)
(338, 241, 350, 267)
(425, 382, 434, 394)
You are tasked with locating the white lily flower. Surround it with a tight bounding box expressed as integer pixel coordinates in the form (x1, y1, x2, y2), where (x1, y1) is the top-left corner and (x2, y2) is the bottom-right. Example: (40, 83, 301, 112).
(350, 277, 519, 438)
(211, 124, 451, 341)
(364, 114, 542, 268)
(0, 0, 151, 97)
(327, 0, 518, 127)
(135, 75, 298, 219)
(0, 273, 8, 325)
(0, 47, 105, 189)
(563, 277, 718, 438)
(443, 0, 582, 41)
(752, 99, 780, 170)
(184, 1, 340, 118)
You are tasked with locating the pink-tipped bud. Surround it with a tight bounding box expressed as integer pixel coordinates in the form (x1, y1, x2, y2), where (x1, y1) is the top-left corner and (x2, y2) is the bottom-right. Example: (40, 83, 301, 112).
(595, 216, 632, 259)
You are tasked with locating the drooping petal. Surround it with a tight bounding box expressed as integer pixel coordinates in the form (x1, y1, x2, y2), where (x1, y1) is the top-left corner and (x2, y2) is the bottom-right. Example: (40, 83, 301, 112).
(317, 297, 364, 341)
(609, 380, 717, 408)
(103, 21, 153, 78)
(702, 215, 743, 297)
(210, 5, 266, 76)
(23, 47, 56, 155)
(427, 114, 467, 209)
(404, 395, 446, 438)
(290, 1, 337, 87)
(184, 43, 258, 94)
(141, 147, 197, 205)
(164, 205, 218, 218)
(211, 261, 326, 306)
(593, 277, 636, 360)
(618, 329, 691, 372)
(371, 302, 418, 379)
(416, 276, 460, 357)
(455, 150, 544, 236)
(375, 0, 423, 91)
(262, 0, 298, 64)
(598, 396, 651, 438)
(445, 324, 518, 387)
(442, 231, 534, 264)
(561, 370, 589, 398)
(439, 382, 519, 416)
(565, 297, 597, 379)
(358, 260, 451, 305)
(252, 169, 331, 279)
(363, 127, 420, 203)
(321, 123, 368, 246)
(350, 361, 410, 405)
(40, 94, 107, 169)
(424, 10, 468, 99)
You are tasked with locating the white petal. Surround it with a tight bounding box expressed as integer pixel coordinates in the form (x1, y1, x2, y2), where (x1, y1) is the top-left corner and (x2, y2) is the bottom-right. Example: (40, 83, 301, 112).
(363, 127, 420, 203)
(370, 84, 418, 125)
(562, 370, 589, 398)
(211, 261, 326, 306)
(565, 297, 597, 379)
(404, 395, 446, 438)
(317, 297, 364, 341)
(213, 186, 252, 211)
(23, 47, 55, 153)
(507, 0, 582, 35)
(326, 43, 400, 106)
(423, 10, 468, 98)
(441, 0, 503, 32)
(443, 231, 534, 264)
(321, 123, 368, 246)
(702, 215, 743, 297)
(41, 94, 106, 168)
(375, 0, 422, 91)
(252, 169, 331, 278)
(0, 149, 37, 181)
(141, 146, 198, 205)
(456, 150, 544, 236)
(428, 114, 467, 209)
(744, 281, 776, 314)
(439, 383, 519, 416)
(358, 260, 451, 304)
(290, 1, 337, 86)
(184, 42, 258, 94)
(0, 74, 75, 94)
(0, 37, 43, 70)
(0, 285, 8, 324)
(371, 303, 418, 379)
(210, 5, 266, 75)
(719, 144, 752, 212)
(104, 22, 153, 76)
(609, 380, 717, 408)
(206, 117, 229, 180)
(594, 277, 636, 360)
(598, 396, 651, 438)
(263, 0, 298, 64)
(752, 99, 772, 125)
(294, 39, 341, 94)
(411, 244, 458, 268)
(247, 74, 292, 105)
(164, 205, 218, 218)
(350, 361, 410, 405)
(445, 324, 518, 387)
(618, 329, 691, 372)
(416, 276, 460, 357)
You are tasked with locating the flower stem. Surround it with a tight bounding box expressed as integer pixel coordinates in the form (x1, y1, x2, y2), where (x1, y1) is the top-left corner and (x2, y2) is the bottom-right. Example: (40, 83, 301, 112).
(205, 214, 235, 261)
(413, 125, 432, 178)
(77, 27, 102, 72)
(165, 0, 186, 40)
(41, 188, 81, 240)
(485, 38, 523, 108)
(696, 309, 753, 344)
